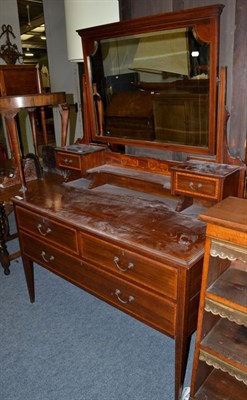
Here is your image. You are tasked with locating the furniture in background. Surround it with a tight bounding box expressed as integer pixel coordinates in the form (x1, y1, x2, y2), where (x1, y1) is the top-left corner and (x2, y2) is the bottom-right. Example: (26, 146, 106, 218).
(0, 92, 69, 275)
(190, 196, 247, 399)
(0, 64, 54, 157)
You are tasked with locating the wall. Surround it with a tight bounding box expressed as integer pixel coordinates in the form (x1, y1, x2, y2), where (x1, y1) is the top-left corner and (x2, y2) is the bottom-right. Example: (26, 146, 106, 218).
(43, 0, 83, 146)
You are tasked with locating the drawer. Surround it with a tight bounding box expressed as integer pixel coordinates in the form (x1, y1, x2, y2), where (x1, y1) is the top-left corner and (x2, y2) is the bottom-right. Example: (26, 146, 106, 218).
(16, 206, 78, 254)
(76, 259, 176, 336)
(20, 231, 176, 336)
(80, 233, 177, 300)
(83, 264, 176, 336)
(19, 232, 83, 283)
(56, 151, 81, 170)
(174, 172, 219, 200)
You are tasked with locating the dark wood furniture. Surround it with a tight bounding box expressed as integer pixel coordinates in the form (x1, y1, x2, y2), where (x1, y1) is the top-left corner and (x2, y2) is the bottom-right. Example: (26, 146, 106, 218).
(11, 5, 246, 400)
(0, 92, 69, 275)
(170, 160, 241, 211)
(13, 173, 205, 400)
(78, 4, 223, 157)
(55, 144, 106, 181)
(0, 65, 42, 96)
(190, 196, 247, 399)
(153, 90, 208, 146)
(0, 64, 48, 156)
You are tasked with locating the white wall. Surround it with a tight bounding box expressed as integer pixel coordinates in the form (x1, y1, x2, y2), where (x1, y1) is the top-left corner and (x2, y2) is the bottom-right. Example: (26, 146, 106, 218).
(43, 0, 120, 145)
(43, 0, 83, 146)
(64, 0, 119, 62)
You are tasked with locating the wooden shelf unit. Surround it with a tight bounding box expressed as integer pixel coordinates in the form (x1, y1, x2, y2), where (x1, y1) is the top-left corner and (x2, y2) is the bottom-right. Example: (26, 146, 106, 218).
(190, 196, 247, 400)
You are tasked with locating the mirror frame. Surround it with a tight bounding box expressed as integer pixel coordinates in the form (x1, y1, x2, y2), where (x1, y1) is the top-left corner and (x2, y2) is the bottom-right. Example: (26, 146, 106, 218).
(78, 4, 224, 156)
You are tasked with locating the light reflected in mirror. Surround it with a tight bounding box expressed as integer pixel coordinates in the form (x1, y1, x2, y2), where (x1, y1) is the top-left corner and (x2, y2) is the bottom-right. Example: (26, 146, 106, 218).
(91, 27, 210, 147)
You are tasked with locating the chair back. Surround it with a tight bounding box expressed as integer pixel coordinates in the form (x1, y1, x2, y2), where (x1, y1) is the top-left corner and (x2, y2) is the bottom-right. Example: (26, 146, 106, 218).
(0, 65, 42, 96)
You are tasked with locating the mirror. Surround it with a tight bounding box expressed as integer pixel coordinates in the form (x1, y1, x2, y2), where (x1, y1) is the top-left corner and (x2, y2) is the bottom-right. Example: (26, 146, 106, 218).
(78, 5, 224, 155)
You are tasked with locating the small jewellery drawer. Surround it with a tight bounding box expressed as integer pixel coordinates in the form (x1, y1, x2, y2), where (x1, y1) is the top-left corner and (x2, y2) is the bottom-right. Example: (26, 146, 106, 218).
(174, 172, 218, 200)
(19, 232, 82, 282)
(80, 233, 177, 300)
(56, 152, 81, 170)
(77, 260, 176, 336)
(15, 206, 78, 254)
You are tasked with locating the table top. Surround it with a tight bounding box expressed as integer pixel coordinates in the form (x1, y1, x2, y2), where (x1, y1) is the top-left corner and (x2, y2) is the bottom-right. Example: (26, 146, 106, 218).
(199, 196, 247, 232)
(0, 92, 66, 110)
(12, 173, 206, 267)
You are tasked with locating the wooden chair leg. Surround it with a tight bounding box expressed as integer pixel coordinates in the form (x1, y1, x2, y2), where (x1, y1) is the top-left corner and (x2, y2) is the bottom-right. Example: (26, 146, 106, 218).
(27, 108, 39, 157)
(40, 106, 48, 145)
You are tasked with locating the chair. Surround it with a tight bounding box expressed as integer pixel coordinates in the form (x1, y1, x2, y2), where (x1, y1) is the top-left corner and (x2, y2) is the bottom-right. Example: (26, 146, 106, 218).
(0, 65, 69, 275)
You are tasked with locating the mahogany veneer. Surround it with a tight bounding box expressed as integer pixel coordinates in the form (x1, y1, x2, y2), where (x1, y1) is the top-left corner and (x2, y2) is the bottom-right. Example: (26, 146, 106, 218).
(13, 174, 206, 400)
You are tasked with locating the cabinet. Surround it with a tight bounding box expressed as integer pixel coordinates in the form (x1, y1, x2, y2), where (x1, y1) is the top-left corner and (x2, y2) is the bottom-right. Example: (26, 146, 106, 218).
(170, 160, 240, 211)
(153, 91, 208, 146)
(55, 144, 106, 178)
(190, 196, 247, 400)
(13, 176, 206, 400)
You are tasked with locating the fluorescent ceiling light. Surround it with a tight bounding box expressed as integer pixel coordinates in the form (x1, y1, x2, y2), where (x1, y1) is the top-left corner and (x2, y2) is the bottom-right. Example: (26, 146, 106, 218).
(31, 26, 45, 33)
(21, 34, 34, 40)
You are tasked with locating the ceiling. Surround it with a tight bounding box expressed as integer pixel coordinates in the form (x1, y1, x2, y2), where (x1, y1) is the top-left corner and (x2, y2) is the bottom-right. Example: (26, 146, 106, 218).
(17, 0, 47, 63)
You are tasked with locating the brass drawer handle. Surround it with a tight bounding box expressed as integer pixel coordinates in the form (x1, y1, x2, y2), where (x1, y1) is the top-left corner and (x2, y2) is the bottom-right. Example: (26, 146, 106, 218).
(41, 251, 54, 263)
(37, 224, 51, 236)
(63, 158, 73, 165)
(113, 256, 134, 272)
(114, 289, 134, 304)
(189, 182, 203, 191)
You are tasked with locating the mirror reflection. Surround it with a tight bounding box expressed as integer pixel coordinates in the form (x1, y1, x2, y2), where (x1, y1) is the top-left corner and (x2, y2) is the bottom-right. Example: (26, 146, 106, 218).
(91, 27, 210, 147)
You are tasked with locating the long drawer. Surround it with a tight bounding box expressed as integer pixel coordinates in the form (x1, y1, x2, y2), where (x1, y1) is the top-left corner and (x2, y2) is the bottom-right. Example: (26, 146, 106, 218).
(20, 231, 176, 336)
(15, 206, 78, 254)
(80, 232, 178, 300)
(19, 231, 82, 280)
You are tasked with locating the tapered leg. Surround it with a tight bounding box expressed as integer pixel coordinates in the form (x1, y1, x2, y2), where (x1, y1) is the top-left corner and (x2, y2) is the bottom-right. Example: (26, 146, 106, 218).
(58, 103, 69, 147)
(175, 334, 192, 400)
(4, 111, 27, 193)
(28, 108, 39, 157)
(174, 268, 192, 400)
(22, 255, 35, 303)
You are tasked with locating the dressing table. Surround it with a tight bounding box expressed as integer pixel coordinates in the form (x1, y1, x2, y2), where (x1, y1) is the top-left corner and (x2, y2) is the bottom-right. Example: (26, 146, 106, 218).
(12, 5, 246, 400)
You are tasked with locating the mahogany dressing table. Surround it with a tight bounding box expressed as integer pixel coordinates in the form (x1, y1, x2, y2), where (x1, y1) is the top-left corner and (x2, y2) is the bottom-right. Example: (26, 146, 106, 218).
(10, 5, 246, 400)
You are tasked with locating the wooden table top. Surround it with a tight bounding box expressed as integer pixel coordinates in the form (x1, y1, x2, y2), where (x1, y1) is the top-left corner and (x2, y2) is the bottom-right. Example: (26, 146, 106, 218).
(0, 92, 66, 110)
(12, 173, 206, 268)
(199, 196, 247, 232)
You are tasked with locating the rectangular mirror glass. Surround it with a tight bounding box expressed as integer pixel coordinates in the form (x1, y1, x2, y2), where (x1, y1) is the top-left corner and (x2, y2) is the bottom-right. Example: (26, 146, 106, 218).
(78, 5, 224, 155)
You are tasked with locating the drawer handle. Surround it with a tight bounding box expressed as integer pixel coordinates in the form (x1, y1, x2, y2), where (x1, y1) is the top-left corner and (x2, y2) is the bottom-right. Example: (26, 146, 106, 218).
(63, 158, 73, 165)
(189, 182, 203, 191)
(115, 289, 134, 304)
(113, 256, 134, 272)
(41, 251, 54, 263)
(37, 224, 51, 236)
